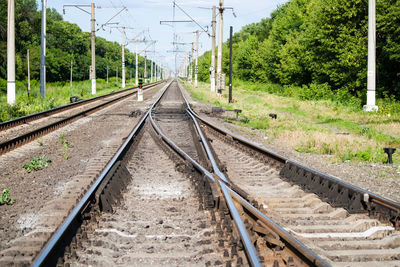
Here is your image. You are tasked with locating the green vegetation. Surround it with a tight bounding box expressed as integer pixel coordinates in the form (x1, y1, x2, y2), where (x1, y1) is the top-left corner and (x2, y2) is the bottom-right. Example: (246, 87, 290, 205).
(0, 188, 14, 205)
(196, 0, 400, 103)
(0, 78, 131, 122)
(183, 81, 400, 164)
(0, 0, 155, 114)
(22, 156, 51, 173)
(60, 133, 73, 160)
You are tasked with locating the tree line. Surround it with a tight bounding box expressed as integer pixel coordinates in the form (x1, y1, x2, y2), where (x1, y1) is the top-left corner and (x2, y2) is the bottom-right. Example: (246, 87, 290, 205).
(197, 0, 400, 102)
(0, 0, 153, 92)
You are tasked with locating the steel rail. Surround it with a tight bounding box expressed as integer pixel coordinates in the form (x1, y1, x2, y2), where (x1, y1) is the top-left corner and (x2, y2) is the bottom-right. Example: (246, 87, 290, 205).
(185, 116, 329, 266)
(177, 82, 400, 226)
(32, 80, 173, 267)
(0, 81, 164, 156)
(177, 82, 329, 267)
(227, 186, 331, 267)
(148, 117, 262, 266)
(0, 81, 164, 131)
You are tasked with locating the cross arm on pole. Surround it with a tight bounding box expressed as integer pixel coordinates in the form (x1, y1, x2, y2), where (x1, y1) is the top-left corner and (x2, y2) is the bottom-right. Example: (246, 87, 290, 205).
(173, 1, 211, 37)
(63, 5, 91, 15)
(96, 7, 127, 31)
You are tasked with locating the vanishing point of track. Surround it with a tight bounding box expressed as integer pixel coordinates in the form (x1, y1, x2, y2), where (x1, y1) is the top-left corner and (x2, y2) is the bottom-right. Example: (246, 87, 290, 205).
(1, 80, 399, 266)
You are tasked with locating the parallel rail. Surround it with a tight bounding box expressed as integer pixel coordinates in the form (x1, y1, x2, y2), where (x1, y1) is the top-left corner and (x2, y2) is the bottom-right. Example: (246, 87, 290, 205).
(0, 81, 164, 156)
(32, 80, 173, 266)
(32, 79, 399, 266)
(189, 104, 400, 228)
(0, 82, 162, 131)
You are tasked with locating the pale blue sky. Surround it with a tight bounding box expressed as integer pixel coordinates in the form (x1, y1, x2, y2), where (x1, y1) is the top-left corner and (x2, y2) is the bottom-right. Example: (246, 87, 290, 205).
(38, 0, 288, 72)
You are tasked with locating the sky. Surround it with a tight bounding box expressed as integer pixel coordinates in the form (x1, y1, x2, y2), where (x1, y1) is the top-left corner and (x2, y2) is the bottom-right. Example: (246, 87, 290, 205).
(38, 0, 289, 73)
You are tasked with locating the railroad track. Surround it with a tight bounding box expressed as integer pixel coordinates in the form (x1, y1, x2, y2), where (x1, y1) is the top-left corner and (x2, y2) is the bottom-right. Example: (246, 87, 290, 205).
(2, 80, 398, 266)
(0, 81, 164, 156)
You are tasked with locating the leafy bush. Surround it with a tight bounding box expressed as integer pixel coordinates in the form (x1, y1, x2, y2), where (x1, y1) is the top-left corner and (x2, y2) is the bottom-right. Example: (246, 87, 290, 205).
(0, 189, 14, 205)
(298, 83, 334, 101)
(22, 156, 51, 173)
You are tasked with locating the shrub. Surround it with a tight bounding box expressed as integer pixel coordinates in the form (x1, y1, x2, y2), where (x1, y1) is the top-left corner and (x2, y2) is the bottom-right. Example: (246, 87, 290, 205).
(302, 83, 333, 101)
(0, 78, 6, 93)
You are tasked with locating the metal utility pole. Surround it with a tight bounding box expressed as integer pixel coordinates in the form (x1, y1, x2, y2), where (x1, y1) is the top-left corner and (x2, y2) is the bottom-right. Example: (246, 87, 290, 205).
(151, 57, 153, 83)
(106, 64, 109, 84)
(211, 5, 216, 92)
(195, 30, 199, 87)
(27, 49, 31, 97)
(64, 4, 125, 94)
(135, 43, 138, 86)
(364, 0, 378, 111)
(229, 26, 233, 103)
(121, 26, 126, 88)
(7, 0, 15, 105)
(70, 57, 73, 87)
(90, 3, 96, 94)
(144, 52, 147, 83)
(189, 45, 193, 83)
(216, 0, 224, 93)
(40, 0, 47, 99)
(116, 66, 118, 83)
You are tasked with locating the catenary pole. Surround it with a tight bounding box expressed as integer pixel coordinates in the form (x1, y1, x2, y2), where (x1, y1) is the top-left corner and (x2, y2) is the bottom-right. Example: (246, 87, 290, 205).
(151, 57, 153, 83)
(364, 0, 378, 111)
(211, 6, 216, 92)
(216, 0, 224, 93)
(121, 26, 125, 88)
(190, 43, 194, 83)
(27, 49, 31, 97)
(40, 0, 47, 99)
(195, 30, 199, 87)
(91, 3, 96, 94)
(135, 43, 138, 86)
(229, 26, 233, 103)
(144, 52, 147, 83)
(7, 0, 15, 105)
(70, 57, 73, 87)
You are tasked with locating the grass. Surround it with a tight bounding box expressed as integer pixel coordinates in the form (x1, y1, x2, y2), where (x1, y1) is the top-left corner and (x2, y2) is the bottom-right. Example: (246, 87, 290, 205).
(0, 77, 142, 123)
(60, 133, 74, 160)
(22, 156, 51, 173)
(183, 80, 400, 165)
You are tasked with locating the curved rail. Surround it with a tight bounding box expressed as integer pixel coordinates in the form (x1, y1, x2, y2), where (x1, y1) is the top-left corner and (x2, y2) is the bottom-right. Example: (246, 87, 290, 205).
(34, 79, 329, 266)
(32, 80, 173, 267)
(148, 83, 261, 266)
(178, 82, 400, 228)
(176, 82, 329, 267)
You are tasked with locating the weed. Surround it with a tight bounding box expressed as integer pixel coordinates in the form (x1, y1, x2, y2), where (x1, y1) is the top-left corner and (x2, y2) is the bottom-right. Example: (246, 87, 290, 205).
(37, 138, 44, 146)
(22, 156, 51, 173)
(295, 140, 316, 153)
(60, 133, 74, 160)
(0, 188, 14, 205)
